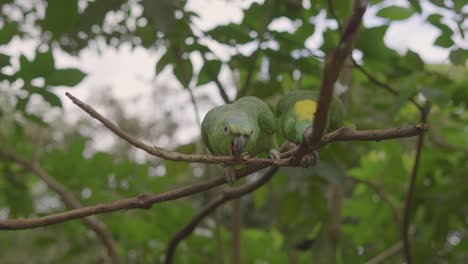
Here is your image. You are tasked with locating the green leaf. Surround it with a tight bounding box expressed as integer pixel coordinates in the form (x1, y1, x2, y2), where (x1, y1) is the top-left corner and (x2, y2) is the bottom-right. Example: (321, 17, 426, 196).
(376, 6, 414, 20)
(420, 87, 449, 106)
(0, 22, 19, 45)
(135, 24, 157, 48)
(173, 57, 193, 88)
(41, 0, 79, 38)
(155, 52, 173, 75)
(449, 49, 468, 66)
(408, 0, 422, 13)
(405, 50, 424, 70)
(355, 25, 389, 60)
(46, 68, 86, 87)
(197, 59, 222, 86)
(23, 113, 46, 126)
(434, 33, 454, 48)
(32, 49, 55, 77)
(38, 89, 63, 108)
(206, 24, 251, 45)
(0, 53, 10, 69)
(18, 55, 36, 83)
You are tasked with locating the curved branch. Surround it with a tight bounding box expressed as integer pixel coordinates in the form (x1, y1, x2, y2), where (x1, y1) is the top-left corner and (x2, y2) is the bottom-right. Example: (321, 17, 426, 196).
(165, 167, 278, 264)
(0, 163, 269, 230)
(65, 92, 288, 167)
(0, 150, 120, 264)
(296, 0, 368, 160)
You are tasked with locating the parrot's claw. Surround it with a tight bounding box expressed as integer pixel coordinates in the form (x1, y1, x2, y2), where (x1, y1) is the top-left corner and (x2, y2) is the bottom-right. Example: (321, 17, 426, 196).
(241, 152, 250, 160)
(300, 151, 319, 168)
(223, 167, 237, 184)
(269, 149, 281, 160)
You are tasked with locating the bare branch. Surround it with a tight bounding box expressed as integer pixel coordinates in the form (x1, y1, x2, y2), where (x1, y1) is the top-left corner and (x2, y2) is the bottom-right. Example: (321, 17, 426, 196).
(0, 150, 120, 264)
(0, 163, 269, 230)
(366, 241, 403, 264)
(66, 92, 426, 168)
(320, 124, 428, 144)
(293, 0, 368, 162)
(164, 167, 278, 264)
(401, 107, 429, 264)
(65, 92, 287, 167)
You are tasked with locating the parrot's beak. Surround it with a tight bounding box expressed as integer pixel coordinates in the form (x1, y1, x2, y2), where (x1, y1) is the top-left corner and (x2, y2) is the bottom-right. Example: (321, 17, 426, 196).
(231, 135, 246, 160)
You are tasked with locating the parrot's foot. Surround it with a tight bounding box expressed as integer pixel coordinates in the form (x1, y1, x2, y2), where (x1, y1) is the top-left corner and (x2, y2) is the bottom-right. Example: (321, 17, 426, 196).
(223, 167, 237, 184)
(269, 149, 281, 160)
(300, 151, 319, 168)
(241, 152, 250, 160)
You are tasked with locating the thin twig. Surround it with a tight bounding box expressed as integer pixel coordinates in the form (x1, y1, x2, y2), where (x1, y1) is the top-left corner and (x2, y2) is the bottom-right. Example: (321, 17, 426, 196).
(326, 0, 424, 112)
(401, 106, 429, 264)
(366, 241, 403, 264)
(172, 47, 202, 126)
(348, 176, 400, 226)
(352, 62, 424, 112)
(199, 52, 231, 104)
(236, 0, 277, 99)
(0, 150, 120, 264)
(164, 167, 278, 264)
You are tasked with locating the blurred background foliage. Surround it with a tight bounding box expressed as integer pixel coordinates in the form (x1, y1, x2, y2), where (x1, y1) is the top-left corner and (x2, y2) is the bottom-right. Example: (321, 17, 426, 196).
(0, 0, 467, 263)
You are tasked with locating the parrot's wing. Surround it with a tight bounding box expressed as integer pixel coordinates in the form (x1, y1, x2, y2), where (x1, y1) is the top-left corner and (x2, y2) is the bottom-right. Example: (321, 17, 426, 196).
(254, 99, 276, 135)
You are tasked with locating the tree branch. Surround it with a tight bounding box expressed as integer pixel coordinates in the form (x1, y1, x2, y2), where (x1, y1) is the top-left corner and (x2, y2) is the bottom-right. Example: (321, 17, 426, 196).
(65, 92, 287, 167)
(199, 52, 231, 104)
(326, 0, 424, 112)
(65, 92, 426, 167)
(352, 61, 424, 112)
(401, 106, 429, 264)
(295, 0, 368, 160)
(0, 163, 270, 230)
(0, 150, 120, 264)
(164, 167, 278, 264)
(366, 241, 403, 264)
(0, 93, 425, 230)
(348, 176, 400, 226)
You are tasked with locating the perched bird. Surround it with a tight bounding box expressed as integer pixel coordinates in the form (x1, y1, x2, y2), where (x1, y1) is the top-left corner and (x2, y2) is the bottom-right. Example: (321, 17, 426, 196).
(276, 90, 345, 165)
(201, 96, 278, 182)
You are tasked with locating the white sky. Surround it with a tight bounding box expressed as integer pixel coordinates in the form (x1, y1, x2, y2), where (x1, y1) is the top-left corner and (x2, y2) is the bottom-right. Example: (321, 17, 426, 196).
(1, 0, 461, 148)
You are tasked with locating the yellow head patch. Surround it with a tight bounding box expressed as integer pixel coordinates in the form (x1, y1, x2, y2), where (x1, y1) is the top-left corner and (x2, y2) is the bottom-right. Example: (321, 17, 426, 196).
(294, 100, 317, 121)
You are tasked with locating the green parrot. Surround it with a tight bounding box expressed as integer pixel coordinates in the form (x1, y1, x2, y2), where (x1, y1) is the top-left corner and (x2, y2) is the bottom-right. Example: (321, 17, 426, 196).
(201, 96, 278, 181)
(277, 89, 345, 144)
(276, 90, 345, 166)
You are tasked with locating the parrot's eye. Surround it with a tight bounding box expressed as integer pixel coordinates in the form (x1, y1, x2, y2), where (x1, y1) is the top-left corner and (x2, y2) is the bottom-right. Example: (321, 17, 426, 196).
(224, 126, 228, 134)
